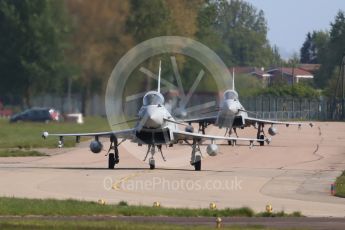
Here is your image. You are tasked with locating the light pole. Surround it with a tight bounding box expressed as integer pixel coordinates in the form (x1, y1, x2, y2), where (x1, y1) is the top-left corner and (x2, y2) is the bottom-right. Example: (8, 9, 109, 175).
(340, 55, 345, 120)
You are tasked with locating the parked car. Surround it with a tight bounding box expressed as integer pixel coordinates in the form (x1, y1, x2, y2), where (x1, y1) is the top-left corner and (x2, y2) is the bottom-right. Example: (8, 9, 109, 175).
(9, 108, 60, 123)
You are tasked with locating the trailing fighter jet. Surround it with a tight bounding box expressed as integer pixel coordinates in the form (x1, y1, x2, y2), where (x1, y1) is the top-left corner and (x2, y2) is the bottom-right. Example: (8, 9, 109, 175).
(42, 62, 266, 171)
(184, 69, 313, 146)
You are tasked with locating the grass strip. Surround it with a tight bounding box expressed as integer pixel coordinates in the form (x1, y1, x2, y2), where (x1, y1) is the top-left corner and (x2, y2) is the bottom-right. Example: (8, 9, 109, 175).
(0, 219, 272, 230)
(0, 117, 109, 148)
(335, 171, 345, 198)
(0, 149, 47, 157)
(0, 197, 301, 218)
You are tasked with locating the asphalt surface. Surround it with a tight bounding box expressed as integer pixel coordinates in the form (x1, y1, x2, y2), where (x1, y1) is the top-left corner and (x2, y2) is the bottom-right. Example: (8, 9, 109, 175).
(0, 122, 345, 220)
(1, 216, 345, 229)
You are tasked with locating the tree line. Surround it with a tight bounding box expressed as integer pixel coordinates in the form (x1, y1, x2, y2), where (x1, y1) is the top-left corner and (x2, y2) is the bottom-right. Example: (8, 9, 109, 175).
(1, 0, 343, 112)
(0, 0, 282, 112)
(300, 10, 345, 95)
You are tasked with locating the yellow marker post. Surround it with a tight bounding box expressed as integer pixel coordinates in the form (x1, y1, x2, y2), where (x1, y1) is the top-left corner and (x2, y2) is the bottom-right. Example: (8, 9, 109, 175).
(216, 217, 222, 228)
(98, 199, 106, 205)
(209, 202, 217, 210)
(265, 204, 272, 213)
(153, 201, 161, 207)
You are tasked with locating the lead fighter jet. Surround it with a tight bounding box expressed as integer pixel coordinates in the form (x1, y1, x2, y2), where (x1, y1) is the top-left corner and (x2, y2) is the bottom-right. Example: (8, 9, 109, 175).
(42, 62, 266, 171)
(184, 69, 313, 146)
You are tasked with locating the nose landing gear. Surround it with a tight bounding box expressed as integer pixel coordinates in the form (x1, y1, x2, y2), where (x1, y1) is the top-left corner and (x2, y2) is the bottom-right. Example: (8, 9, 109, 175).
(225, 128, 238, 145)
(143, 144, 166, 170)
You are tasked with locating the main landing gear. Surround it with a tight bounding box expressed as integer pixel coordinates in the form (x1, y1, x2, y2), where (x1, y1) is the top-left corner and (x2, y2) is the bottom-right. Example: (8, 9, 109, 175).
(107, 136, 120, 169)
(256, 123, 266, 146)
(143, 144, 166, 170)
(197, 122, 208, 134)
(189, 139, 202, 171)
(225, 128, 238, 146)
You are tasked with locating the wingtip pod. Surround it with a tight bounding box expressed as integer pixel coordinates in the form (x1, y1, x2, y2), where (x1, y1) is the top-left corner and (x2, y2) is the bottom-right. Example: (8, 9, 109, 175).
(42, 131, 49, 139)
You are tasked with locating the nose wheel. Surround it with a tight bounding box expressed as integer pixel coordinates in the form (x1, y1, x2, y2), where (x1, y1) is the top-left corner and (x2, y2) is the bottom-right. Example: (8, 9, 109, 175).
(149, 158, 155, 170)
(143, 144, 166, 170)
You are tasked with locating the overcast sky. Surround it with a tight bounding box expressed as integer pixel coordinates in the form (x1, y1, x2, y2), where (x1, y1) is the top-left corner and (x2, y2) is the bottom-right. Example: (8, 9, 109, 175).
(246, 0, 345, 59)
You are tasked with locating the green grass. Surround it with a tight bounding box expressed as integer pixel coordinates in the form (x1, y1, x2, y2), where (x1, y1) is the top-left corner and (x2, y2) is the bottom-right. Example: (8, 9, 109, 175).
(0, 197, 254, 217)
(0, 117, 109, 148)
(0, 219, 271, 230)
(0, 197, 301, 218)
(335, 171, 345, 198)
(256, 211, 302, 217)
(0, 149, 48, 157)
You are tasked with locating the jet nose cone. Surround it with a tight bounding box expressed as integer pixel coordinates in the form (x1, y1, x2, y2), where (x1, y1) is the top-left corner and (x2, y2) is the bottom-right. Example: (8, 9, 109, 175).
(144, 107, 163, 128)
(228, 105, 238, 114)
(224, 100, 238, 115)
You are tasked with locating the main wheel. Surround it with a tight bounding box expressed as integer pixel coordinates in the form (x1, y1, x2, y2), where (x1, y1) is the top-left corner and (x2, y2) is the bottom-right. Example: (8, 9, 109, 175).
(108, 153, 115, 169)
(149, 159, 155, 170)
(194, 155, 201, 171)
(259, 134, 265, 146)
(228, 140, 232, 145)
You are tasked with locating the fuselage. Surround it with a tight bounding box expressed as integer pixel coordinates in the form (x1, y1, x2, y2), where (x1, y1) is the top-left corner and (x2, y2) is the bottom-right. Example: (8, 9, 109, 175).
(216, 89, 248, 128)
(135, 91, 177, 144)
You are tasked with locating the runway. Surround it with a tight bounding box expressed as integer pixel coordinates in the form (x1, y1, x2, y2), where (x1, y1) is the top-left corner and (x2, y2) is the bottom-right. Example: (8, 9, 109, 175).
(1, 122, 345, 217)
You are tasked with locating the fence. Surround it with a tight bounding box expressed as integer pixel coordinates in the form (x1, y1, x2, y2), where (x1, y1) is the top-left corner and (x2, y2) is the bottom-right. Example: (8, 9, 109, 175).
(28, 93, 341, 121)
(241, 96, 331, 121)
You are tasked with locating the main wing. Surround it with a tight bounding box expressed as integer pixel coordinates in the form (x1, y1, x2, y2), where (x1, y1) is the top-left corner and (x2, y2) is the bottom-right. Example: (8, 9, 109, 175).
(245, 117, 313, 127)
(181, 115, 217, 124)
(42, 129, 136, 143)
(173, 130, 269, 146)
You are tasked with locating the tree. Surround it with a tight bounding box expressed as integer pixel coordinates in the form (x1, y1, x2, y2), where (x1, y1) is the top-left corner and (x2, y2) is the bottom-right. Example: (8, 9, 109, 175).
(66, 0, 133, 114)
(166, 0, 203, 37)
(300, 31, 329, 64)
(300, 32, 313, 63)
(314, 11, 345, 87)
(0, 0, 71, 107)
(196, 0, 279, 67)
(126, 0, 172, 43)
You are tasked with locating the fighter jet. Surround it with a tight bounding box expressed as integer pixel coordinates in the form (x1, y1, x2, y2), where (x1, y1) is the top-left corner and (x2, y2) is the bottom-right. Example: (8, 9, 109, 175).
(42, 62, 266, 171)
(184, 69, 313, 146)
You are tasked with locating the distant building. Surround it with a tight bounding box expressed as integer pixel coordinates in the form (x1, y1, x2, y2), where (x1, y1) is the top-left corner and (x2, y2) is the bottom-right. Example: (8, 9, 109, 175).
(267, 67, 314, 85)
(232, 66, 315, 86)
(233, 67, 271, 86)
(298, 64, 321, 74)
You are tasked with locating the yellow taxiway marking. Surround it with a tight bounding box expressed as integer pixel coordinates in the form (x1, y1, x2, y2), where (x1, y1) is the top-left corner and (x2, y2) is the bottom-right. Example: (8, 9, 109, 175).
(112, 171, 149, 191)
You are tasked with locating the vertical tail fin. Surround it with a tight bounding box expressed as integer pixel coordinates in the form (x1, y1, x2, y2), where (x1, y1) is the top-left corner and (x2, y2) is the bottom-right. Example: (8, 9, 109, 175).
(232, 67, 235, 91)
(157, 60, 161, 93)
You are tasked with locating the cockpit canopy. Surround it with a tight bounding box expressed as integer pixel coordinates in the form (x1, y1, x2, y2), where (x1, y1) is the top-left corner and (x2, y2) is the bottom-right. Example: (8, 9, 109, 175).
(143, 91, 165, 106)
(223, 90, 238, 100)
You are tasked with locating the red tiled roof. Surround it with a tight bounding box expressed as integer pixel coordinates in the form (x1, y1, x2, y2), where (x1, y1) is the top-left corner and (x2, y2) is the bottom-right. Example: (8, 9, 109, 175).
(231, 67, 270, 77)
(267, 67, 313, 77)
(298, 64, 321, 73)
